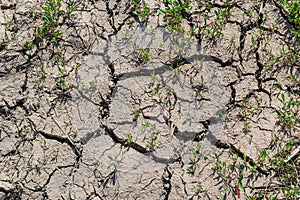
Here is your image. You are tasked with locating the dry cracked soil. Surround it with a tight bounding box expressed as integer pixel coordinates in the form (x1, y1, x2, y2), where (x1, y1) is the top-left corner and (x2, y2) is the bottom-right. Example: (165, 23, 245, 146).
(0, 0, 299, 199)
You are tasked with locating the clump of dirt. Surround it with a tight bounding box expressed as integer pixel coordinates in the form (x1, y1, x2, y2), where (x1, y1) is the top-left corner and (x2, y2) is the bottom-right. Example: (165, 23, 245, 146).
(0, 0, 299, 199)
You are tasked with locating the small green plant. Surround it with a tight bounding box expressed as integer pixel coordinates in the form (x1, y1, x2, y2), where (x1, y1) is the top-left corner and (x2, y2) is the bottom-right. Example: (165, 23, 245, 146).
(48, 56, 72, 92)
(122, 133, 133, 145)
(56, 66, 72, 91)
(192, 75, 207, 98)
(132, 109, 141, 121)
(42, 139, 47, 150)
(135, 47, 150, 64)
(198, 2, 232, 40)
(238, 97, 261, 122)
(161, 0, 191, 33)
(277, 93, 300, 132)
(50, 149, 58, 156)
(189, 183, 207, 196)
(23, 41, 34, 51)
(141, 121, 157, 136)
(142, 121, 151, 128)
(22, 126, 31, 133)
(107, 155, 119, 185)
(168, 60, 185, 76)
(80, 81, 96, 94)
(279, 1, 300, 68)
(187, 144, 203, 174)
(151, 83, 161, 96)
(212, 149, 253, 198)
(149, 72, 157, 82)
(0, 39, 8, 51)
(35, 64, 46, 90)
(243, 121, 252, 133)
(282, 0, 300, 36)
(142, 121, 157, 131)
(89, 81, 96, 88)
(229, 37, 238, 52)
(209, 6, 232, 39)
(38, 0, 63, 42)
(146, 135, 158, 151)
(120, 28, 133, 38)
(212, 154, 228, 178)
(132, 0, 151, 22)
(107, 151, 126, 185)
(266, 139, 300, 198)
(216, 109, 232, 127)
(290, 74, 300, 87)
(38, 0, 75, 43)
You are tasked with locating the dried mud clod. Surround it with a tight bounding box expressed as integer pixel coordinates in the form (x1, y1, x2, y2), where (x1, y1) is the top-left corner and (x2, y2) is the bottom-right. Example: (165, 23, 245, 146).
(0, 0, 300, 199)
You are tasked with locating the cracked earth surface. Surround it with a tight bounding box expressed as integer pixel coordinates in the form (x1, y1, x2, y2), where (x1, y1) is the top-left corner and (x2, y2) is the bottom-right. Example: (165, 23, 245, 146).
(0, 0, 299, 199)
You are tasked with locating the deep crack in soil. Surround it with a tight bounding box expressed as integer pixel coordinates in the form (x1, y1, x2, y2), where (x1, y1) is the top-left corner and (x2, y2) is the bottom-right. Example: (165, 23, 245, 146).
(0, 0, 299, 199)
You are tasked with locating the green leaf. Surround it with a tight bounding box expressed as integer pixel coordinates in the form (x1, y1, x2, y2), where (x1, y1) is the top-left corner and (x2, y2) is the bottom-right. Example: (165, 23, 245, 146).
(43, 14, 54, 24)
(152, 135, 158, 141)
(108, 155, 114, 162)
(51, 150, 58, 155)
(290, 74, 297, 81)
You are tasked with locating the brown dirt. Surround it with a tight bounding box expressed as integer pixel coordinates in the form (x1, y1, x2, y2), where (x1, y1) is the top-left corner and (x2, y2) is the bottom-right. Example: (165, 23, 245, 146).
(0, 0, 299, 199)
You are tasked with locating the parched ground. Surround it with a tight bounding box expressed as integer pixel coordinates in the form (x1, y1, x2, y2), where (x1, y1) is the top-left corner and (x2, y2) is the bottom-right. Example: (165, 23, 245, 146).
(0, 0, 299, 199)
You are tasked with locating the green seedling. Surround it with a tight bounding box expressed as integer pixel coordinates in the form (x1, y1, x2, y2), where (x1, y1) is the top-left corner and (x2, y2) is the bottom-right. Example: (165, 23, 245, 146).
(0, 40, 8, 51)
(169, 60, 184, 74)
(23, 41, 34, 50)
(135, 47, 150, 64)
(266, 139, 300, 198)
(121, 28, 133, 38)
(243, 121, 252, 133)
(55, 60, 72, 92)
(277, 93, 300, 132)
(282, 0, 300, 36)
(132, 0, 151, 22)
(290, 74, 300, 85)
(150, 72, 157, 82)
(38, 0, 75, 43)
(57, 67, 67, 89)
(122, 133, 133, 145)
(189, 183, 207, 196)
(187, 144, 203, 174)
(161, 0, 191, 33)
(201, 3, 232, 40)
(185, 112, 191, 118)
(151, 83, 161, 96)
(142, 121, 157, 131)
(142, 121, 151, 128)
(192, 75, 207, 98)
(42, 139, 47, 150)
(107, 151, 126, 185)
(38, 0, 63, 42)
(229, 37, 237, 51)
(50, 149, 58, 156)
(22, 126, 30, 133)
(146, 135, 158, 151)
(14, 166, 20, 174)
(212, 151, 251, 198)
(238, 97, 260, 120)
(35, 64, 46, 90)
(132, 109, 141, 121)
(89, 81, 95, 88)
(74, 63, 81, 75)
(107, 155, 119, 185)
(280, 1, 300, 67)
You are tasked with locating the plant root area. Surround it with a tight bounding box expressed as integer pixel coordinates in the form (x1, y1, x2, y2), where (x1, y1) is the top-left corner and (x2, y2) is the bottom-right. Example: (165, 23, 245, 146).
(0, 0, 299, 199)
